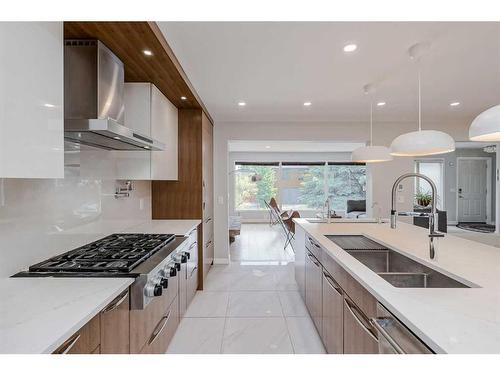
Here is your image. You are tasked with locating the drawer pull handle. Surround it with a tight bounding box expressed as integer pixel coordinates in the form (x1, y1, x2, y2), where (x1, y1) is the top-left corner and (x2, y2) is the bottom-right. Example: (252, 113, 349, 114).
(205, 217, 212, 224)
(188, 228, 197, 236)
(148, 310, 171, 346)
(323, 271, 343, 295)
(307, 252, 321, 267)
(189, 242, 197, 250)
(370, 318, 405, 354)
(102, 290, 128, 313)
(344, 298, 378, 342)
(189, 266, 198, 278)
(205, 240, 212, 248)
(56, 333, 81, 354)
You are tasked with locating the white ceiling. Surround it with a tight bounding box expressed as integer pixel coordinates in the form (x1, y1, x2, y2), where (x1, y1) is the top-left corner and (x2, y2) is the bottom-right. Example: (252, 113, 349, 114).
(228, 140, 365, 153)
(159, 22, 500, 124)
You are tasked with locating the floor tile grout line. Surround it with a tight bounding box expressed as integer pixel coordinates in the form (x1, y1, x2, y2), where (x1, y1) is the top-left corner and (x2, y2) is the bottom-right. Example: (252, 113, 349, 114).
(277, 290, 296, 354)
(219, 288, 231, 354)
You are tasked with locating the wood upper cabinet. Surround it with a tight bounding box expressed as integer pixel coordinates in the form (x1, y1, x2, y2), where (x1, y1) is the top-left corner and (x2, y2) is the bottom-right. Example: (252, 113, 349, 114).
(0, 22, 64, 178)
(100, 290, 130, 354)
(53, 315, 100, 354)
(202, 112, 214, 221)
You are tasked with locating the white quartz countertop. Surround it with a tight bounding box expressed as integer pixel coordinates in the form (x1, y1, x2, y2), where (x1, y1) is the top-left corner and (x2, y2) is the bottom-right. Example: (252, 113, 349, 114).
(0, 277, 133, 354)
(0, 220, 200, 354)
(294, 218, 500, 354)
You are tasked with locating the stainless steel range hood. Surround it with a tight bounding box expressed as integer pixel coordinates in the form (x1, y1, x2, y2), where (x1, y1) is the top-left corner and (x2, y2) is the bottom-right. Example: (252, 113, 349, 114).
(64, 40, 165, 151)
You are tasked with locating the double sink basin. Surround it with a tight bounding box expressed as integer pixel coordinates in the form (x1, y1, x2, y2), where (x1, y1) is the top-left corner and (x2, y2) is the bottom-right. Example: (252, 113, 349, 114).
(326, 235, 470, 288)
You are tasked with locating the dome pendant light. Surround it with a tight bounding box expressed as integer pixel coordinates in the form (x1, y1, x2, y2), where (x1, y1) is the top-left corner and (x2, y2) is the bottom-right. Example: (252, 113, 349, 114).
(390, 45, 455, 156)
(352, 100, 393, 163)
(469, 104, 500, 141)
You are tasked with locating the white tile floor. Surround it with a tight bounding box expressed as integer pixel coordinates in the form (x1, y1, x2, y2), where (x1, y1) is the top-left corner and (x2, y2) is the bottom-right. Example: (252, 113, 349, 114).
(167, 224, 325, 354)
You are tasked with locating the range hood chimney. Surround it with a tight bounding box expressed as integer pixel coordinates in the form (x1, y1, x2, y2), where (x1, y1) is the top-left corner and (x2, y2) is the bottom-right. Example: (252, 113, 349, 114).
(64, 40, 165, 151)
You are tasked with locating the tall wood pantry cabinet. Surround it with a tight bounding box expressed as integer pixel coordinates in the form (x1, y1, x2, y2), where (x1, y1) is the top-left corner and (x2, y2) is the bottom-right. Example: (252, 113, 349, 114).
(152, 109, 214, 289)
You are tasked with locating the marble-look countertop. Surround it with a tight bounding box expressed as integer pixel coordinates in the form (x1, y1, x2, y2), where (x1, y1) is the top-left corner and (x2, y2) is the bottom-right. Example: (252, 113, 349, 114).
(294, 218, 500, 354)
(0, 277, 133, 354)
(0, 219, 200, 354)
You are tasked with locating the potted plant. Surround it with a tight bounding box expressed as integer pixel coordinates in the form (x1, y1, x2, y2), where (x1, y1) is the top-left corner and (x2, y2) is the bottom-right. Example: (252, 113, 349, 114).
(415, 189, 432, 207)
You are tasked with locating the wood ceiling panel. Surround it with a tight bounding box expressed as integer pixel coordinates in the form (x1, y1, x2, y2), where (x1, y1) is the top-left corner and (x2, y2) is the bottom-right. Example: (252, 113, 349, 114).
(64, 21, 213, 123)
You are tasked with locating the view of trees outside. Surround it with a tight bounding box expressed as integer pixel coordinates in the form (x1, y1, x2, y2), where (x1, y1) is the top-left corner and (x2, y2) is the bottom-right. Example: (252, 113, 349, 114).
(234, 165, 278, 210)
(327, 165, 366, 210)
(282, 166, 325, 210)
(234, 162, 366, 212)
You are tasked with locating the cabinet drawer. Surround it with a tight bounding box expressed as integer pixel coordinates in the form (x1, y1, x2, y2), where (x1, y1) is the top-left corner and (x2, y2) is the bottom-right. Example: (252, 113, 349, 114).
(140, 296, 180, 354)
(322, 252, 377, 318)
(187, 265, 198, 307)
(53, 314, 100, 354)
(306, 236, 323, 261)
(100, 289, 130, 354)
(203, 217, 213, 244)
(187, 227, 198, 247)
(179, 263, 188, 318)
(343, 297, 378, 354)
(130, 274, 179, 353)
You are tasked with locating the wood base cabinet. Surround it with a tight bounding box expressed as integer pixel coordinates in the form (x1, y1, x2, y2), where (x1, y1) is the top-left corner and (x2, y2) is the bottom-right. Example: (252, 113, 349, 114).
(100, 290, 130, 354)
(305, 250, 323, 334)
(53, 315, 100, 354)
(321, 270, 344, 354)
(343, 297, 378, 354)
(140, 296, 179, 354)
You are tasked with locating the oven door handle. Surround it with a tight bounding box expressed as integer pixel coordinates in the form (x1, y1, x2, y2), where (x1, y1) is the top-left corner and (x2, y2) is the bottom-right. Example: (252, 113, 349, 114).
(148, 309, 171, 346)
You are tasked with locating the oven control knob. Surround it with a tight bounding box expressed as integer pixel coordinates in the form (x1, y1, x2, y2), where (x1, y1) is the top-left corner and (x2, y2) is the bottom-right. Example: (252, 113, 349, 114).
(160, 278, 169, 289)
(169, 266, 177, 277)
(180, 254, 187, 263)
(175, 262, 181, 271)
(183, 251, 191, 260)
(154, 284, 163, 296)
(145, 283, 163, 297)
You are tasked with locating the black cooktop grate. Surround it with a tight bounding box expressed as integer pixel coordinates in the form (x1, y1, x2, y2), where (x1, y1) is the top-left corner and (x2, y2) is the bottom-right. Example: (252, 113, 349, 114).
(28, 233, 175, 273)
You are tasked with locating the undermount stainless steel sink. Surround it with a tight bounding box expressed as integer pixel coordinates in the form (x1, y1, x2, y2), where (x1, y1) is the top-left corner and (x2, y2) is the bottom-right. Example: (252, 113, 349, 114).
(327, 235, 471, 288)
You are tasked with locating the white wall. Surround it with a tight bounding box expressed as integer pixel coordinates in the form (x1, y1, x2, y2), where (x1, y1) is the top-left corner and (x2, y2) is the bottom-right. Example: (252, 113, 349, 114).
(214, 120, 473, 263)
(0, 143, 152, 278)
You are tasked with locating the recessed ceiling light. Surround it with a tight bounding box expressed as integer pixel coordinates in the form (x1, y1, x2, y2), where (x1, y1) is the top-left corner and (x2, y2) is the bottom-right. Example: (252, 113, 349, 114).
(343, 43, 357, 53)
(450, 102, 460, 107)
(303, 102, 312, 106)
(43, 103, 55, 108)
(180, 96, 187, 100)
(113, 136, 121, 140)
(143, 50, 153, 56)
(238, 102, 246, 107)
(265, 145, 271, 149)
(377, 102, 386, 107)
(143, 146, 150, 149)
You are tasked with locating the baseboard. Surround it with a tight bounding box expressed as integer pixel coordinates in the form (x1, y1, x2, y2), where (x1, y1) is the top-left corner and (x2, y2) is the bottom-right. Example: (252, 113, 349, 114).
(213, 258, 230, 265)
(447, 221, 458, 226)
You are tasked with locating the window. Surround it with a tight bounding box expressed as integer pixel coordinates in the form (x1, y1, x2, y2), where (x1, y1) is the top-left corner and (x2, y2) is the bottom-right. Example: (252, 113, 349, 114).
(234, 163, 278, 210)
(233, 161, 366, 212)
(281, 163, 325, 210)
(415, 160, 444, 209)
(327, 163, 367, 211)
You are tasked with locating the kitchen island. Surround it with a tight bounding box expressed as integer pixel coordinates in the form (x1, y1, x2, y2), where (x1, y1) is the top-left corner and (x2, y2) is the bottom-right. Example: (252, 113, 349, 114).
(294, 218, 500, 354)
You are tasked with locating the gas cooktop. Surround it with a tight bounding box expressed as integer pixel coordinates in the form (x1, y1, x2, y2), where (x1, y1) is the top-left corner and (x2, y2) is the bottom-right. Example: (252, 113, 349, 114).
(28, 233, 175, 274)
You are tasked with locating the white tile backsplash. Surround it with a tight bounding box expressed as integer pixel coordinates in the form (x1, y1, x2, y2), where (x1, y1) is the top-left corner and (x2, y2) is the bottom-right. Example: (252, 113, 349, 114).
(0, 144, 152, 278)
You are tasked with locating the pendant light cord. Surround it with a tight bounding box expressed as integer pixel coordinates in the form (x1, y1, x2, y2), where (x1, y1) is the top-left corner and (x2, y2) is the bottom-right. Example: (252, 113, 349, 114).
(370, 101, 373, 146)
(418, 66, 422, 132)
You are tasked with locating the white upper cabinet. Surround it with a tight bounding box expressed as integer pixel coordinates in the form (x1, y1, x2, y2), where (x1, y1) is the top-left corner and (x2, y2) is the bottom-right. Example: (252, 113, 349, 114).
(124, 83, 178, 180)
(0, 22, 64, 178)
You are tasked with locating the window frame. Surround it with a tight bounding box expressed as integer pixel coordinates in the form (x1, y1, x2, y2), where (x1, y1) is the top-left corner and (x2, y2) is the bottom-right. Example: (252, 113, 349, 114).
(414, 158, 445, 210)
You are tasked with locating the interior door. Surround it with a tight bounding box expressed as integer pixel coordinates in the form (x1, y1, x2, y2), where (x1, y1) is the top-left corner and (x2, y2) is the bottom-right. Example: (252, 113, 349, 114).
(457, 158, 487, 222)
